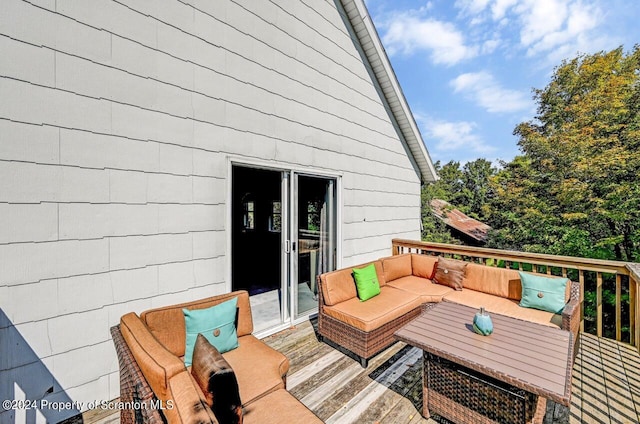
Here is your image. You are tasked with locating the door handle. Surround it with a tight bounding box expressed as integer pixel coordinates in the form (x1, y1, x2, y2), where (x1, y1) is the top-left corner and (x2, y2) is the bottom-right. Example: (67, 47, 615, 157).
(285, 240, 290, 254)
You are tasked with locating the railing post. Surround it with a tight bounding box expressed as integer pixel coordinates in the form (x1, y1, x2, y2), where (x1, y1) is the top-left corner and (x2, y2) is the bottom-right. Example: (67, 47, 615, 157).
(625, 264, 639, 351)
(616, 274, 622, 342)
(635, 278, 640, 352)
(630, 277, 636, 346)
(634, 277, 639, 352)
(579, 270, 585, 333)
(597, 272, 603, 338)
(616, 274, 622, 341)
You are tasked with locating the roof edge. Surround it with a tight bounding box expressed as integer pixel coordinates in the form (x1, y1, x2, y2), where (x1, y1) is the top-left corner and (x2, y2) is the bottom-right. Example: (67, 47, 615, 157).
(340, 0, 438, 182)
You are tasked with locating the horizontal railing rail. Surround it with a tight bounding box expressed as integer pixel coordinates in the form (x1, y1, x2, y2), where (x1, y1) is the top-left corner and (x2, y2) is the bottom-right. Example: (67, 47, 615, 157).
(392, 239, 640, 352)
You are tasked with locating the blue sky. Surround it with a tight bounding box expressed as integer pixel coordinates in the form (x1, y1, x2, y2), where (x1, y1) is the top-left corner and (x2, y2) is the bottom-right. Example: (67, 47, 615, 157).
(366, 0, 640, 166)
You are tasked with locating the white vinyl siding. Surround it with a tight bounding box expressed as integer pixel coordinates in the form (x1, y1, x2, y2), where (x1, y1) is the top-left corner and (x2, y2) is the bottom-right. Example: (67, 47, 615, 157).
(0, 0, 422, 417)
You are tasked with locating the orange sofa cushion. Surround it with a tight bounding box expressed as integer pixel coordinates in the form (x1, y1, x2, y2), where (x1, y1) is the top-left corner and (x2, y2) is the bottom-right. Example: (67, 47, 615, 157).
(387, 275, 453, 303)
(443, 291, 563, 328)
(141, 291, 253, 357)
(163, 370, 217, 424)
(381, 254, 412, 281)
(411, 254, 438, 279)
(223, 335, 289, 406)
(243, 388, 322, 424)
(119, 312, 186, 401)
(322, 286, 422, 332)
(462, 263, 522, 299)
(463, 264, 571, 302)
(320, 261, 386, 306)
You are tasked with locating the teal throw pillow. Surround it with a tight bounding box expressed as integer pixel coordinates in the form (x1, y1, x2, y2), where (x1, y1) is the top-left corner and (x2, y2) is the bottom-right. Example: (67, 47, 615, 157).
(353, 263, 381, 301)
(183, 297, 239, 367)
(518, 272, 568, 314)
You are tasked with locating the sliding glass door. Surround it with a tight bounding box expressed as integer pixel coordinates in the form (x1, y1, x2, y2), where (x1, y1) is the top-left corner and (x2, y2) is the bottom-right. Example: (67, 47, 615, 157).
(231, 165, 338, 333)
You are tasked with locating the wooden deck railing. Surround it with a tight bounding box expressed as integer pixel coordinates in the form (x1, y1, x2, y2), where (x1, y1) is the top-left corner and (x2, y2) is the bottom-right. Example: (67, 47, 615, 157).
(392, 239, 640, 352)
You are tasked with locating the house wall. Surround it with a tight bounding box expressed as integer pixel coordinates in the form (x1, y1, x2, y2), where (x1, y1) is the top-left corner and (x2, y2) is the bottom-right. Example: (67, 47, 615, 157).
(0, 0, 421, 419)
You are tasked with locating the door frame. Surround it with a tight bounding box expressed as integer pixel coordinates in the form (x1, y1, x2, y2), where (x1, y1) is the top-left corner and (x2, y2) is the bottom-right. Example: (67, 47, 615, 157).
(226, 156, 342, 335)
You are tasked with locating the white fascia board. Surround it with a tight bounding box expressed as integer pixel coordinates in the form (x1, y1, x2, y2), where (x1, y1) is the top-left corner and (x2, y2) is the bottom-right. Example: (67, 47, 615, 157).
(341, 0, 438, 182)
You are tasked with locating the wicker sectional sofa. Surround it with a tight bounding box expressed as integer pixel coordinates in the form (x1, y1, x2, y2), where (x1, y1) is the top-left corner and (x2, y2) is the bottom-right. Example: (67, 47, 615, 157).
(317, 253, 580, 367)
(111, 290, 321, 424)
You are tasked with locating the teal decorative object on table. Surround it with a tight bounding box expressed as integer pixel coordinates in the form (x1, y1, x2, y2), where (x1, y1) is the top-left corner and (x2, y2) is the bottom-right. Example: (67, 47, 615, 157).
(473, 307, 493, 336)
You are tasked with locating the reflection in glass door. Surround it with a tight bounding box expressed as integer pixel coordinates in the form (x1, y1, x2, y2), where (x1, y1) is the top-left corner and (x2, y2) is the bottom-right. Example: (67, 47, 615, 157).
(293, 175, 337, 318)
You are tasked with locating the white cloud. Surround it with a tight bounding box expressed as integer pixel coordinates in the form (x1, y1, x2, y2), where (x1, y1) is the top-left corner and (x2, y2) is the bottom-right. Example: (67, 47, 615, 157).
(452, 0, 610, 63)
(455, 0, 491, 15)
(381, 14, 478, 65)
(491, 0, 518, 20)
(516, 0, 569, 48)
(456, 0, 516, 21)
(481, 38, 501, 54)
(522, 1, 604, 62)
(416, 114, 497, 154)
(450, 71, 531, 113)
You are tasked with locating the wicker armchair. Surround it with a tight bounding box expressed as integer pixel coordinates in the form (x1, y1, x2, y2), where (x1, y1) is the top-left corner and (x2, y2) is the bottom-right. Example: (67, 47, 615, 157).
(110, 325, 165, 424)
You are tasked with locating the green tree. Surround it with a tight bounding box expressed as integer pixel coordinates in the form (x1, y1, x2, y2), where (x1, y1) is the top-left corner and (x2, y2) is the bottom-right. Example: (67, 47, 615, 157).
(488, 46, 640, 261)
(431, 160, 464, 203)
(420, 161, 462, 243)
(460, 159, 496, 220)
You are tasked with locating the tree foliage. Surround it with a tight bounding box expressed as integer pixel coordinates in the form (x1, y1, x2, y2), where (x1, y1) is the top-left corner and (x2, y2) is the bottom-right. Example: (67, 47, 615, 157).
(421, 161, 462, 244)
(421, 47, 640, 339)
(487, 46, 640, 261)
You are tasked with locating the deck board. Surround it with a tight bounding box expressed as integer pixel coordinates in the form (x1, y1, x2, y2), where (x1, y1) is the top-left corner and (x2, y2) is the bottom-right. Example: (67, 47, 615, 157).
(83, 320, 640, 424)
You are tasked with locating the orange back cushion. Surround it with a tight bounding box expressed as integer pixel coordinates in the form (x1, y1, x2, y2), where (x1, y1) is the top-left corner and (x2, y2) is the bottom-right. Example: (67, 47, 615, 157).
(463, 263, 522, 299)
(381, 254, 412, 281)
(411, 254, 438, 279)
(320, 261, 386, 306)
(141, 291, 253, 357)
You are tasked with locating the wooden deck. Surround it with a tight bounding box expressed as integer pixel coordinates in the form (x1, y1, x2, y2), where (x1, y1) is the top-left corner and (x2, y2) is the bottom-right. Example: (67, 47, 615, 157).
(84, 318, 639, 424)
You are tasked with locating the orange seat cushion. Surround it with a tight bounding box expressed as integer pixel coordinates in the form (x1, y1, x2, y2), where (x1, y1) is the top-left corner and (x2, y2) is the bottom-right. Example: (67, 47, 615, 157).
(322, 286, 422, 332)
(387, 275, 453, 303)
(223, 335, 289, 406)
(163, 371, 217, 424)
(243, 389, 322, 424)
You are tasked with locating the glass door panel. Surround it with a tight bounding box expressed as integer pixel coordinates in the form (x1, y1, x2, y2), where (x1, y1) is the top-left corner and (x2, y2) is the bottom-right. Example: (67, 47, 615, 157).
(294, 175, 337, 318)
(231, 165, 286, 333)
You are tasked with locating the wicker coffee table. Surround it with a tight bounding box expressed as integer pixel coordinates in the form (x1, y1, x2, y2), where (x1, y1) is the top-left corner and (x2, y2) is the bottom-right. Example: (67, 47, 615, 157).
(395, 301, 573, 424)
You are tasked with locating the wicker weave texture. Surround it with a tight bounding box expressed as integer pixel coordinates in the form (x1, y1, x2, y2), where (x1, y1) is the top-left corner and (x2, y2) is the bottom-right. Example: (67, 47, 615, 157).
(563, 280, 581, 359)
(110, 325, 166, 424)
(425, 353, 545, 424)
(317, 278, 424, 364)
